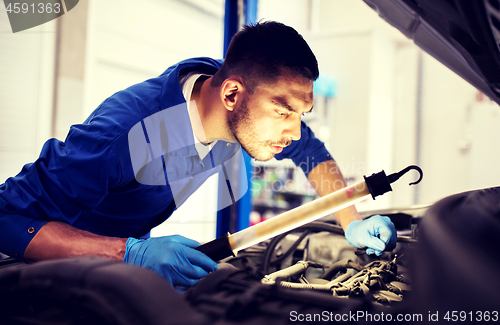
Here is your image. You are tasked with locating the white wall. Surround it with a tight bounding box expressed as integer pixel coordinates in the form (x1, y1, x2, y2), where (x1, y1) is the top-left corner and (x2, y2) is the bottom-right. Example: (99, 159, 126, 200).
(83, 0, 224, 118)
(0, 10, 55, 183)
(391, 45, 419, 207)
(470, 100, 500, 190)
(417, 53, 500, 205)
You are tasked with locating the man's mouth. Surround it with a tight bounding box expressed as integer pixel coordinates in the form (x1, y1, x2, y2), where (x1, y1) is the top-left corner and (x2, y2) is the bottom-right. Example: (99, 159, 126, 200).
(270, 145, 284, 154)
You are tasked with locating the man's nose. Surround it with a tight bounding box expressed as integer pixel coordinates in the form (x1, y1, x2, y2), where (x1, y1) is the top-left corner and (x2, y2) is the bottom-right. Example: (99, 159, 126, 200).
(282, 116, 301, 141)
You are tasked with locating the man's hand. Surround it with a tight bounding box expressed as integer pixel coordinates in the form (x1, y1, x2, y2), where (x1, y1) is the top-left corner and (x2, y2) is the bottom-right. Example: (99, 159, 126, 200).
(123, 235, 218, 290)
(344, 215, 397, 255)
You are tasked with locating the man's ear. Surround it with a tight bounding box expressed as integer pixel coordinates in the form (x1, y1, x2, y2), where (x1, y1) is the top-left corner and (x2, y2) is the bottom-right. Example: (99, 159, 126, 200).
(220, 78, 245, 112)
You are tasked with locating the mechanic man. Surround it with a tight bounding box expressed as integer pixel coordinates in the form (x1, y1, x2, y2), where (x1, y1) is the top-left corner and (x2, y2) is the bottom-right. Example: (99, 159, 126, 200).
(0, 21, 396, 291)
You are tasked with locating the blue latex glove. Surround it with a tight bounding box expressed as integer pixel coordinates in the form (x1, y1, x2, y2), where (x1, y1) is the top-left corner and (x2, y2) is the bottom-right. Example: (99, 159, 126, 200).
(344, 215, 397, 255)
(123, 235, 218, 290)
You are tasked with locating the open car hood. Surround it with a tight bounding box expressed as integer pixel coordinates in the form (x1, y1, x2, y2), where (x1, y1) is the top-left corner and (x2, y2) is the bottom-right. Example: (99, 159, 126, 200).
(364, 0, 500, 106)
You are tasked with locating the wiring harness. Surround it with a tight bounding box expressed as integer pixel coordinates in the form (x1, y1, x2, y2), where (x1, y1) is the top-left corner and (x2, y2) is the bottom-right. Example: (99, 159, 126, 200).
(261, 257, 411, 305)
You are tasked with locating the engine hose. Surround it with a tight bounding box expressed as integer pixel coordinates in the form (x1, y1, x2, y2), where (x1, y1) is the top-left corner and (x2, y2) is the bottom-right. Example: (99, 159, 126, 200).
(321, 259, 365, 280)
(329, 272, 352, 284)
(341, 269, 369, 286)
(261, 261, 310, 284)
(261, 222, 346, 274)
(279, 274, 354, 292)
(269, 230, 311, 266)
(279, 282, 333, 291)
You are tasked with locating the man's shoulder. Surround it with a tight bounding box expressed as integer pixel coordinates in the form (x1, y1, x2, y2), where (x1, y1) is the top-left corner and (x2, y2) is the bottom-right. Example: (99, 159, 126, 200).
(160, 57, 223, 78)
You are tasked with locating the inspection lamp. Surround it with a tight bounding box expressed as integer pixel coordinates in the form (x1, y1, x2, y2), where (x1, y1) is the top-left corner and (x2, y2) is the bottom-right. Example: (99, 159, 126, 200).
(196, 165, 423, 262)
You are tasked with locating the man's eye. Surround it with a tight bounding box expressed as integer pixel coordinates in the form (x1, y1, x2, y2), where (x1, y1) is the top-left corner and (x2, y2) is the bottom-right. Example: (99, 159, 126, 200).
(277, 111, 287, 117)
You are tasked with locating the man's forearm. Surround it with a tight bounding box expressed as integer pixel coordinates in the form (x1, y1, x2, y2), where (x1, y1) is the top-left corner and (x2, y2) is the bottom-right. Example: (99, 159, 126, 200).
(307, 159, 363, 230)
(24, 221, 128, 263)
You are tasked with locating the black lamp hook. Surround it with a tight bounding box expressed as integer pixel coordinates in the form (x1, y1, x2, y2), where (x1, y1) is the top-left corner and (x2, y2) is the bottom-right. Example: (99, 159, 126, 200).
(387, 165, 423, 186)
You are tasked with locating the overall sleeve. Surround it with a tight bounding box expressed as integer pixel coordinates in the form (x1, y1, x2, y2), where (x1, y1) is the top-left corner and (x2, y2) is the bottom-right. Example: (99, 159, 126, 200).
(275, 121, 333, 177)
(0, 124, 122, 261)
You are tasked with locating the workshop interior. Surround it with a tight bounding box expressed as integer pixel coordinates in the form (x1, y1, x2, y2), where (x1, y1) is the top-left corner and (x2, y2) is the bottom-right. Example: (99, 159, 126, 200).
(1, 0, 500, 324)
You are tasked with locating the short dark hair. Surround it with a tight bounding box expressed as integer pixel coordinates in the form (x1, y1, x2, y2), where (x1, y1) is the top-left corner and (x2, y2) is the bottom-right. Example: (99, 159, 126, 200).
(211, 21, 319, 92)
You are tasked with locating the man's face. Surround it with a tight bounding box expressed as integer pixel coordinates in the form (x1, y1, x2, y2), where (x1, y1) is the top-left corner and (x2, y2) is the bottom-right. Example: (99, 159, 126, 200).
(228, 70, 314, 161)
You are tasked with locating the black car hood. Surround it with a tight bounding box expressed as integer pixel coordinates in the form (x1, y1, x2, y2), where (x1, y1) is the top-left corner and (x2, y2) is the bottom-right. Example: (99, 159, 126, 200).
(364, 0, 500, 105)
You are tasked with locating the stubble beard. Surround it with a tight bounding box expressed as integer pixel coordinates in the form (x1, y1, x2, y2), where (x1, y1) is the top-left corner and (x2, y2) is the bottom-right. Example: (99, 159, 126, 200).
(227, 99, 275, 162)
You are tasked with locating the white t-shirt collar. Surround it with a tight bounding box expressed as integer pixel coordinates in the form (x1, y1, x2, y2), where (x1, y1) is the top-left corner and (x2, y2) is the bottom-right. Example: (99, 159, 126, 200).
(179, 72, 217, 160)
